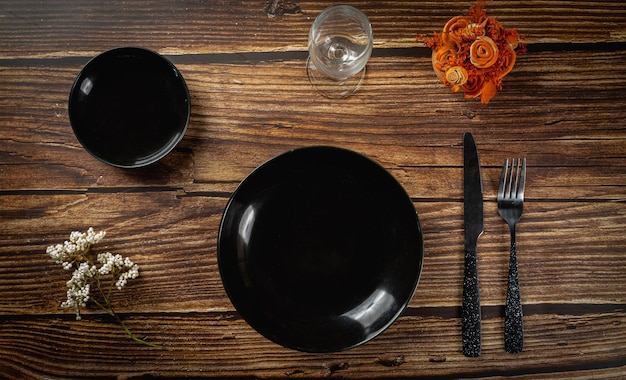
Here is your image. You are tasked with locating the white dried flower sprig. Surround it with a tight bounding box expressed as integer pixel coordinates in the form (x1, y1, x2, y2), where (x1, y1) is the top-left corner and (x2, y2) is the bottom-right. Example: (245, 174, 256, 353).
(47, 227, 106, 270)
(47, 228, 164, 349)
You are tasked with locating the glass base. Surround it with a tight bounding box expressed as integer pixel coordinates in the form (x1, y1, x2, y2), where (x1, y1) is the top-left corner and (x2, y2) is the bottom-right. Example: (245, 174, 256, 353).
(306, 57, 366, 99)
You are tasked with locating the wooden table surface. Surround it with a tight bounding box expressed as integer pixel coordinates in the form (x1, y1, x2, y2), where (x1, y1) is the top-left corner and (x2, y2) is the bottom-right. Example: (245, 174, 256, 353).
(2, 1, 625, 378)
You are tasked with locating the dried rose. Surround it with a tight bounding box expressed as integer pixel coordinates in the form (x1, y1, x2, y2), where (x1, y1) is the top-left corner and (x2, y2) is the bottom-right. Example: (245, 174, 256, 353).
(462, 72, 485, 99)
(442, 16, 470, 45)
(445, 66, 469, 91)
(470, 36, 499, 68)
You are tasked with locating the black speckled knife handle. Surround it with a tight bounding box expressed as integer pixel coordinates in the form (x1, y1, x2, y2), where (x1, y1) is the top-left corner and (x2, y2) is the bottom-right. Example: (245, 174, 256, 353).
(505, 242, 523, 353)
(462, 246, 481, 357)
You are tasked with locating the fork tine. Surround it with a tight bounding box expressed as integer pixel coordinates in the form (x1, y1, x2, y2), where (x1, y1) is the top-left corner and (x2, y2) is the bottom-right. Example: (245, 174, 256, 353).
(508, 158, 518, 199)
(504, 158, 515, 199)
(507, 159, 515, 198)
(498, 158, 509, 199)
(518, 158, 526, 200)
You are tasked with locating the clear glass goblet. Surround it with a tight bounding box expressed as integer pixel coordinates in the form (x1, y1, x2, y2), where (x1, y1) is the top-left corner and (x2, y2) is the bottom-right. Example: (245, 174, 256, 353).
(307, 5, 373, 99)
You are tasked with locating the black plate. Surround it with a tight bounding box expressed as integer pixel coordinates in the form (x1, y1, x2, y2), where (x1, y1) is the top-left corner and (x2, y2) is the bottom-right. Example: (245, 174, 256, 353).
(218, 146, 424, 352)
(68, 47, 190, 168)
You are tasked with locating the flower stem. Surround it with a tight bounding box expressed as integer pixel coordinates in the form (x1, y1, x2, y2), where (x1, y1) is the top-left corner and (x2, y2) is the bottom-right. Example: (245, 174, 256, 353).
(118, 319, 169, 350)
(93, 279, 169, 350)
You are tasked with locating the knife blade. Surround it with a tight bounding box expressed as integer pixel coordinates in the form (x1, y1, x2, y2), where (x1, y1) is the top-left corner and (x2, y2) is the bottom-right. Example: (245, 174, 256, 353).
(462, 132, 484, 357)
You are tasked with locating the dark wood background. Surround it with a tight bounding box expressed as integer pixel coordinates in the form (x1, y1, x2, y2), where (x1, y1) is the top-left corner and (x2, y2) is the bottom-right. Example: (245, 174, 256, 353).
(1, 1, 625, 378)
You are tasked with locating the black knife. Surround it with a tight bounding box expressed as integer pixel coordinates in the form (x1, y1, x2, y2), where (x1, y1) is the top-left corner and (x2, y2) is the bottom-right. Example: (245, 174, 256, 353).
(462, 132, 484, 357)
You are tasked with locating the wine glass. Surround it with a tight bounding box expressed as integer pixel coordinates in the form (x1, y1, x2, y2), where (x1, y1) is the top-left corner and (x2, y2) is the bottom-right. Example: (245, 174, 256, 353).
(307, 5, 373, 99)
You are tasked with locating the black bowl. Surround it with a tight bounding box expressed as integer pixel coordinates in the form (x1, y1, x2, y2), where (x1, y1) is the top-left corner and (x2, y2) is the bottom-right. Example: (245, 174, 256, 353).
(68, 47, 190, 168)
(218, 146, 424, 352)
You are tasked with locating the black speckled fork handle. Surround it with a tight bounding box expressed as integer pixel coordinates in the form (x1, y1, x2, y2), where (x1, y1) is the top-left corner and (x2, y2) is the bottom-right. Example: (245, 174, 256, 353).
(505, 240, 523, 353)
(462, 247, 481, 357)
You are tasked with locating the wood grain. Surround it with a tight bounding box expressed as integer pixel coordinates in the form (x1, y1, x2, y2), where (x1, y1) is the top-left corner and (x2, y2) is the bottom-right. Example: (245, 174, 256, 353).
(2, 196, 626, 315)
(1, 312, 624, 378)
(1, 0, 626, 378)
(2, 52, 626, 195)
(1, 0, 625, 59)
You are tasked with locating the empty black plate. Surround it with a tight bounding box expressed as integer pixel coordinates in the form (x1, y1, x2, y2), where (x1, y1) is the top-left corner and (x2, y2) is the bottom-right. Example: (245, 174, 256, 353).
(218, 146, 424, 352)
(68, 47, 190, 168)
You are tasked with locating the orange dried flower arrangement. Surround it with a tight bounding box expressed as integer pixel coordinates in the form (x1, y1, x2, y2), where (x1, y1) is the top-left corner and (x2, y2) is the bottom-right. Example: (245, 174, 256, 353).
(418, 0, 526, 104)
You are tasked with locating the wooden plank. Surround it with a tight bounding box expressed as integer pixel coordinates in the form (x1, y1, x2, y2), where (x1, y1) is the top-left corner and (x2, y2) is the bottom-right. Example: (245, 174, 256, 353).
(0, 312, 624, 378)
(1, 194, 624, 314)
(1, 52, 626, 194)
(1, 1, 625, 59)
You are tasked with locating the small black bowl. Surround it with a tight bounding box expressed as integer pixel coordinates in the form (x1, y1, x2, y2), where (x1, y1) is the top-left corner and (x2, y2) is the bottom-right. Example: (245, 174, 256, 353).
(218, 146, 424, 352)
(68, 47, 190, 168)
